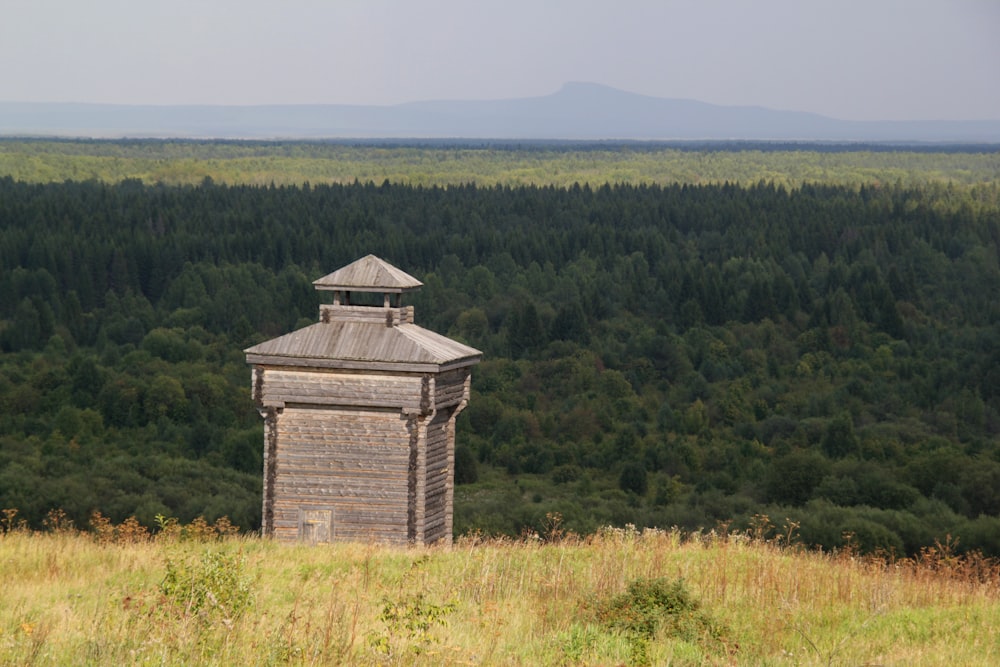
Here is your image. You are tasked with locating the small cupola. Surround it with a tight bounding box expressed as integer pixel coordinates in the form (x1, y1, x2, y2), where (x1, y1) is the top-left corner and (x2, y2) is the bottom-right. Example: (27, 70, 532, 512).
(313, 254, 423, 327)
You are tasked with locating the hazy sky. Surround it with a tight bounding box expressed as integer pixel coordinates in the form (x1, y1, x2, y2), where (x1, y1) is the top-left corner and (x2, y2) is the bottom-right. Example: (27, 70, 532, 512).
(3, 0, 998, 121)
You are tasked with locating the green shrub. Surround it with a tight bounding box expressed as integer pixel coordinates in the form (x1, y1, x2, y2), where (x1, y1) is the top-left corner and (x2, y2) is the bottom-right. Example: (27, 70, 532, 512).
(160, 549, 255, 624)
(596, 577, 725, 646)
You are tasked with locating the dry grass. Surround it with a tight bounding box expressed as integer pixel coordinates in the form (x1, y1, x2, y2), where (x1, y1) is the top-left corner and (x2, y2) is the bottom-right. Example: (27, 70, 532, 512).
(1, 515, 998, 665)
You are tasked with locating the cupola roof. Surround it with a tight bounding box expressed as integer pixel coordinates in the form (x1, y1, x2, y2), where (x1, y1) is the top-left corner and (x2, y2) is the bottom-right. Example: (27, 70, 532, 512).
(312, 254, 423, 293)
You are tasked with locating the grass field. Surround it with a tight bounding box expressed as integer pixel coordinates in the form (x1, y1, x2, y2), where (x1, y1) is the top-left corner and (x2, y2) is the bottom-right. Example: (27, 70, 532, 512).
(1, 514, 997, 666)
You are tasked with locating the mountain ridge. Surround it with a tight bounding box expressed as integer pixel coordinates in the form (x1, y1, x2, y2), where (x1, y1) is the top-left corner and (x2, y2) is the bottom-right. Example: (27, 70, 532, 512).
(2, 82, 999, 142)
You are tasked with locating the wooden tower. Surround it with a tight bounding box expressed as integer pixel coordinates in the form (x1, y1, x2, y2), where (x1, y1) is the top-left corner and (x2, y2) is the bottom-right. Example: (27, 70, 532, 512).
(244, 255, 481, 545)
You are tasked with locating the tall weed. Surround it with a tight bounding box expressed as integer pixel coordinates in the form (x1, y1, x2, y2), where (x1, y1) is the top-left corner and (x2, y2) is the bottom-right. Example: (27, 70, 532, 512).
(160, 548, 255, 625)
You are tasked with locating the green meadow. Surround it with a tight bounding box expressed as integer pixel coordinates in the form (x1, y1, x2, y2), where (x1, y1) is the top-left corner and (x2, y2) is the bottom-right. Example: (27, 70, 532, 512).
(1, 516, 997, 666)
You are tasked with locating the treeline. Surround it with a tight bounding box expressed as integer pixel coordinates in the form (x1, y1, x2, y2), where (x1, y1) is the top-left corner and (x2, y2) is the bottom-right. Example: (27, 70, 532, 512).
(1, 175, 999, 555)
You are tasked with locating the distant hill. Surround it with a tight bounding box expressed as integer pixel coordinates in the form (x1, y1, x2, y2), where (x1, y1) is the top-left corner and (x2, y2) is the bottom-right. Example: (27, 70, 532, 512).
(3, 82, 1000, 142)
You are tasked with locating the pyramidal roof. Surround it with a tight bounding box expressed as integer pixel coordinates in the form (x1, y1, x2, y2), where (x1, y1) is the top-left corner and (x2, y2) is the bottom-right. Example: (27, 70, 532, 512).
(313, 255, 423, 293)
(247, 256, 480, 372)
(244, 320, 481, 372)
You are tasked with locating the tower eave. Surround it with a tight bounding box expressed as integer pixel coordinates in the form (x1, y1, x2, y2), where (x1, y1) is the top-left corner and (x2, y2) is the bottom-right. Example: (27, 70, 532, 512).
(245, 353, 482, 375)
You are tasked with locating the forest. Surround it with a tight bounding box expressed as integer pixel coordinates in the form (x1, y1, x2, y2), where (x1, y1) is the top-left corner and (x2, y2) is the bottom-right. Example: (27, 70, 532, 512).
(1, 140, 999, 556)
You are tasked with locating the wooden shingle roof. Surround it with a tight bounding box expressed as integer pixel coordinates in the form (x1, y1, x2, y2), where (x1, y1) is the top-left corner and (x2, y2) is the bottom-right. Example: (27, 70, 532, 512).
(248, 256, 480, 372)
(244, 321, 481, 373)
(313, 255, 423, 293)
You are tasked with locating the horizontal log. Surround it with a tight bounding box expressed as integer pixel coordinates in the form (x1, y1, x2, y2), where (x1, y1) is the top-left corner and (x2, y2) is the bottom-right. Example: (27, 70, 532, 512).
(279, 447, 409, 461)
(276, 436, 410, 450)
(279, 414, 408, 428)
(278, 468, 410, 481)
(274, 506, 409, 522)
(425, 451, 450, 466)
(265, 381, 421, 396)
(275, 482, 408, 497)
(266, 369, 421, 390)
(278, 457, 408, 470)
(275, 486, 409, 500)
(277, 460, 409, 473)
(279, 441, 408, 453)
(280, 456, 408, 469)
(273, 509, 408, 526)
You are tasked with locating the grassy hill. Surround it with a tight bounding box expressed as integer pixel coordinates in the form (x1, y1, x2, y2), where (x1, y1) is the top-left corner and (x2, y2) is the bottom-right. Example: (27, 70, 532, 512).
(2, 516, 997, 666)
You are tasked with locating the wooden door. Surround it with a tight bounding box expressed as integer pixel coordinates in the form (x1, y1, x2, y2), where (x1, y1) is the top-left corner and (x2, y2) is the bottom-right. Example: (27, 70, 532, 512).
(298, 508, 334, 544)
